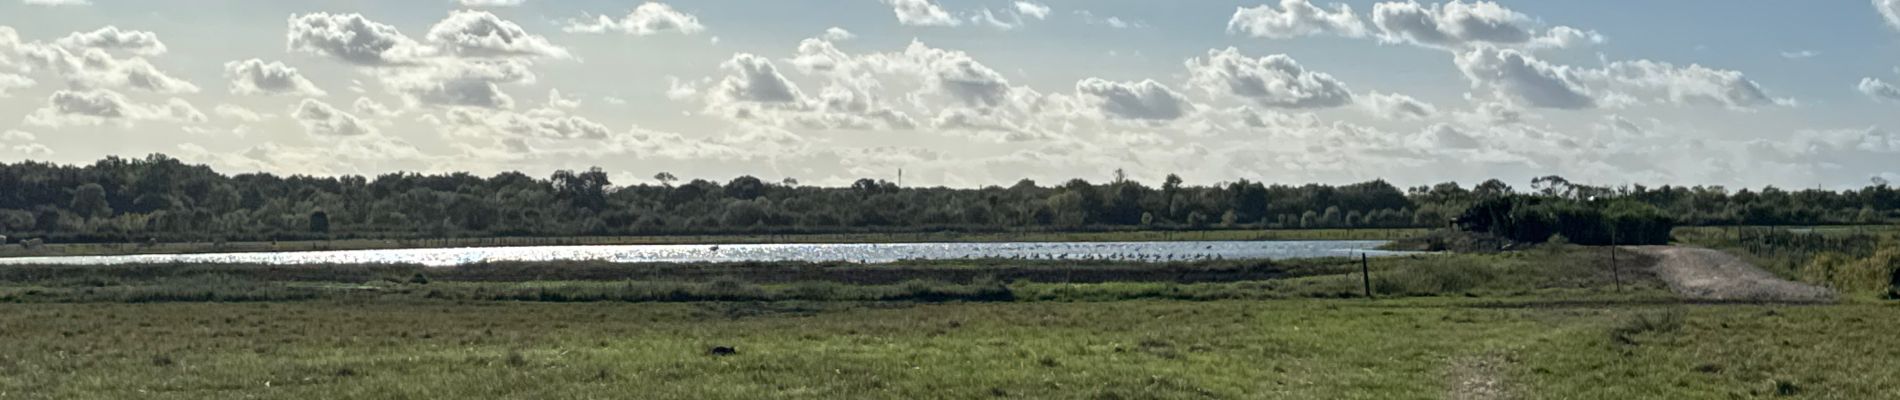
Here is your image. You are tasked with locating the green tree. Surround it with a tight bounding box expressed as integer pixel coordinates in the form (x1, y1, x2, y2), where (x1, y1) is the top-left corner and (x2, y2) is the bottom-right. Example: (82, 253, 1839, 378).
(70, 183, 112, 219)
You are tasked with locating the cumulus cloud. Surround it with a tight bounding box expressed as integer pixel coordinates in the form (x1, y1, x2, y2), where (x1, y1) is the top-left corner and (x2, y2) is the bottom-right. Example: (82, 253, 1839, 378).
(444, 107, 610, 140)
(881, 42, 1017, 108)
(458, 0, 524, 6)
(1227, 0, 1367, 39)
(353, 97, 399, 116)
(1589, 59, 1785, 109)
(291, 98, 376, 136)
(0, 73, 34, 97)
(884, 0, 961, 27)
(1453, 45, 1594, 109)
(1075, 78, 1192, 120)
(24, 89, 205, 127)
(224, 59, 327, 96)
(1186, 47, 1353, 109)
(14, 39, 200, 93)
(821, 27, 856, 41)
(379, 58, 535, 109)
(715, 53, 803, 103)
(54, 26, 166, 55)
(1881, 0, 1900, 31)
(1457, 45, 1784, 110)
(426, 10, 570, 59)
(287, 12, 428, 65)
(1016, 2, 1052, 19)
(547, 88, 580, 108)
(1859, 77, 1900, 102)
(1371, 0, 1600, 50)
(564, 2, 706, 36)
(1359, 91, 1436, 120)
(1416, 123, 1480, 149)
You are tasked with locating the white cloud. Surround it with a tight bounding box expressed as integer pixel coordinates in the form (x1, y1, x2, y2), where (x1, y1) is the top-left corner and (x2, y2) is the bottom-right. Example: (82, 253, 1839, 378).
(287, 13, 428, 66)
(1075, 78, 1191, 120)
(880, 42, 1017, 108)
(715, 53, 803, 103)
(1186, 47, 1353, 109)
(1457, 45, 1784, 110)
(1415, 123, 1480, 149)
(444, 107, 610, 140)
(1, 130, 34, 142)
(821, 27, 856, 41)
(1454, 45, 1594, 109)
(213, 104, 269, 122)
(1780, 50, 1818, 59)
(1015, 2, 1052, 19)
(1880, 0, 1900, 31)
(379, 58, 535, 109)
(15, 41, 200, 93)
(291, 98, 376, 136)
(547, 88, 580, 108)
(1371, 0, 1599, 50)
(22, 0, 88, 6)
(1859, 77, 1900, 102)
(884, 0, 962, 27)
(54, 26, 166, 55)
(564, 2, 706, 36)
(24, 89, 205, 127)
(1590, 59, 1786, 109)
(426, 10, 571, 59)
(457, 0, 524, 7)
(1227, 0, 1367, 39)
(1359, 91, 1436, 120)
(0, 73, 34, 97)
(1076, 10, 1143, 29)
(353, 97, 399, 117)
(224, 59, 327, 96)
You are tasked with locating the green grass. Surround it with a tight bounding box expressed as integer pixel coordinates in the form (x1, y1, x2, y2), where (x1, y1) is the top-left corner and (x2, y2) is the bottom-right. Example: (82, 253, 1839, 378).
(0, 228, 1429, 258)
(1, 242, 1892, 398)
(2, 300, 1896, 399)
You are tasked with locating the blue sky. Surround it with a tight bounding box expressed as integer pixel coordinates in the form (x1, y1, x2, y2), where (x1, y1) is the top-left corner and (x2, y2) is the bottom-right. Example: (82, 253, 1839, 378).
(0, 0, 1897, 190)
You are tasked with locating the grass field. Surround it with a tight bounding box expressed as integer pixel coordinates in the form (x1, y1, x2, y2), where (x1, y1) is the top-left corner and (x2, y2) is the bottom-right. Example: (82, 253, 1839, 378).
(1, 244, 1895, 398)
(0, 228, 1430, 258)
(3, 299, 1896, 399)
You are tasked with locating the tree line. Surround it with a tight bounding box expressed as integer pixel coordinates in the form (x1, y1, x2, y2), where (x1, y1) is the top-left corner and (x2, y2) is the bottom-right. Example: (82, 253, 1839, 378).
(0, 155, 1894, 243)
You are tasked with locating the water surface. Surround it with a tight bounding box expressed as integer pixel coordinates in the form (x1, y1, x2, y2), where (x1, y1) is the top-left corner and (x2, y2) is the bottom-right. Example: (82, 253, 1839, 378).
(0, 240, 1406, 267)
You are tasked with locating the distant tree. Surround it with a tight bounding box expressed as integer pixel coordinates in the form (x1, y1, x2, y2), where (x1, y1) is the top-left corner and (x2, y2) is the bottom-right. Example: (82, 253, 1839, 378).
(1531, 175, 1572, 198)
(70, 184, 112, 219)
(726, 176, 768, 200)
(309, 211, 330, 234)
(1474, 179, 1513, 198)
(653, 172, 678, 187)
(781, 177, 799, 187)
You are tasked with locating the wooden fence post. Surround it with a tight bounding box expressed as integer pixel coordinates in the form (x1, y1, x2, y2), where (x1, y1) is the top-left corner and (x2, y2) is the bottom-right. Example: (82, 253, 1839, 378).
(1360, 253, 1372, 299)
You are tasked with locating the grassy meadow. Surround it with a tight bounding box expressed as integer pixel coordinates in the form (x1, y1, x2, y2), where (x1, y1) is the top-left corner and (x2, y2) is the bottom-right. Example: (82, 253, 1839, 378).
(1, 243, 1896, 398)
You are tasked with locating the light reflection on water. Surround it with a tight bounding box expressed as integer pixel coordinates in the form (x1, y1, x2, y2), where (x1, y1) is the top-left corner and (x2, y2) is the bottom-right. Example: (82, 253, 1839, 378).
(0, 240, 1407, 267)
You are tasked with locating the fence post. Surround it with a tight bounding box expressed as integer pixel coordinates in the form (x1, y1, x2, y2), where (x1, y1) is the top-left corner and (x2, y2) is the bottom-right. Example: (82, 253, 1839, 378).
(1360, 253, 1372, 299)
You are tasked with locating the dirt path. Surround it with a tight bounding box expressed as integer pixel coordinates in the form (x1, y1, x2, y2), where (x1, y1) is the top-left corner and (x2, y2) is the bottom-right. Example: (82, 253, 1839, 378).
(1447, 353, 1512, 400)
(1623, 246, 1833, 302)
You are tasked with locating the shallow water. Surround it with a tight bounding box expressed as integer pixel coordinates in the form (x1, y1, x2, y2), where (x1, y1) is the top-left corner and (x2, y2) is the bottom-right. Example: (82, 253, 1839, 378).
(0, 240, 1407, 267)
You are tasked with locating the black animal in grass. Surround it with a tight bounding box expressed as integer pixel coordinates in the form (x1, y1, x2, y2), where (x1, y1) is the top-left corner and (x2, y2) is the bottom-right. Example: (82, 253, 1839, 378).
(707, 346, 738, 356)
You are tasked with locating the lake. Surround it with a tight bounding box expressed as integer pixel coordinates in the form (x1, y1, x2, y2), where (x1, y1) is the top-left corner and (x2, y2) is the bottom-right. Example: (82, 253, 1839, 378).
(0, 240, 1408, 267)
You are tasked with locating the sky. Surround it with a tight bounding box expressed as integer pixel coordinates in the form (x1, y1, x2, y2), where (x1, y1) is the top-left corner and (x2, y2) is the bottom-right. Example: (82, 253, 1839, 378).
(0, 0, 1898, 190)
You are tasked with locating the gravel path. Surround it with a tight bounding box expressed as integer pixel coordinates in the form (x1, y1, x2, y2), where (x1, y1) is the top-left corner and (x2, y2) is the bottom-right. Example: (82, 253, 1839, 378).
(1623, 246, 1833, 302)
